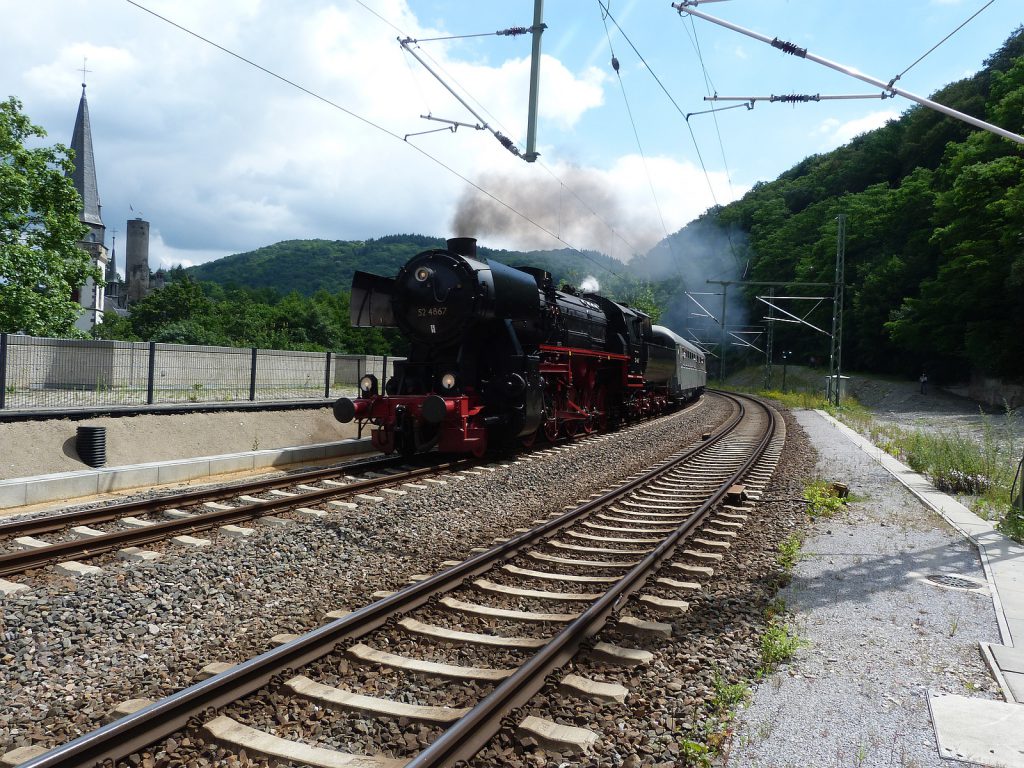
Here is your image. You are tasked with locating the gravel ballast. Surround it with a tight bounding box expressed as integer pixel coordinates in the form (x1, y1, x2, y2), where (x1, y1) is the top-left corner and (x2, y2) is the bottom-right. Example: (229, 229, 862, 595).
(1, 400, 736, 757)
(725, 409, 1001, 768)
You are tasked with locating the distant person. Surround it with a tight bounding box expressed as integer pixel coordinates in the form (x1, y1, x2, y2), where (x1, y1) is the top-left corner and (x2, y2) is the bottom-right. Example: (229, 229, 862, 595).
(919, 372, 928, 394)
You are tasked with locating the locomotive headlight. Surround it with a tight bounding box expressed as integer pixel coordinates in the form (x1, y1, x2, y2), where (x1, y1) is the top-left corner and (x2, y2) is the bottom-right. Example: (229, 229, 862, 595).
(358, 374, 378, 395)
(414, 266, 433, 282)
(440, 372, 456, 390)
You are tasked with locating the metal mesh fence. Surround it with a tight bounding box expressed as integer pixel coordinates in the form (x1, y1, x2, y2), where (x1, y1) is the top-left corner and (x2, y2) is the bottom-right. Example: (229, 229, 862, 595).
(0, 333, 401, 412)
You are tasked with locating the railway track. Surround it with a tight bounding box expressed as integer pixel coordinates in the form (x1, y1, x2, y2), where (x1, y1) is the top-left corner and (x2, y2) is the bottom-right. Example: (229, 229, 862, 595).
(0, 400, 708, 582)
(14, 391, 781, 768)
(0, 453, 479, 581)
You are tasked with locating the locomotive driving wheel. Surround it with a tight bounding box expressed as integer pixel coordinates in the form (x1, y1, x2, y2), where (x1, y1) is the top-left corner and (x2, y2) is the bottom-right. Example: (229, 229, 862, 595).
(542, 391, 560, 443)
(593, 385, 609, 432)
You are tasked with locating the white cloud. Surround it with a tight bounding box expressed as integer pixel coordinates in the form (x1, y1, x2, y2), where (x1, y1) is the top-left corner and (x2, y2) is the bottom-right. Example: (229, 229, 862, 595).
(812, 110, 898, 148)
(147, 229, 232, 271)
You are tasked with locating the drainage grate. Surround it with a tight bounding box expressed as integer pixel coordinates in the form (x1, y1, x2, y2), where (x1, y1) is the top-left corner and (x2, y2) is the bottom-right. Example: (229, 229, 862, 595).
(926, 574, 984, 591)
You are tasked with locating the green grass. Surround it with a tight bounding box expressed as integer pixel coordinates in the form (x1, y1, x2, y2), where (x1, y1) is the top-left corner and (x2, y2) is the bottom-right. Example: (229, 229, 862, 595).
(835, 401, 1023, 540)
(726, 373, 1024, 543)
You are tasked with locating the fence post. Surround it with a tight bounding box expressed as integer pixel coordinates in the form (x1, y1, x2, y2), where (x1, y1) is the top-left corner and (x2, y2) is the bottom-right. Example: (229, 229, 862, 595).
(249, 347, 258, 401)
(146, 341, 156, 404)
(324, 352, 332, 398)
(0, 333, 7, 410)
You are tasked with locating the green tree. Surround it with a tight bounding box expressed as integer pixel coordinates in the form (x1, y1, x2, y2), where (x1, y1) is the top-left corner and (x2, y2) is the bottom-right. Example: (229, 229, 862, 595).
(0, 96, 96, 335)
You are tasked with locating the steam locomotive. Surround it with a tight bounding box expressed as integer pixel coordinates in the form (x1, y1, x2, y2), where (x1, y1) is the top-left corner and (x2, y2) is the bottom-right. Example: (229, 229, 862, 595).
(334, 237, 706, 456)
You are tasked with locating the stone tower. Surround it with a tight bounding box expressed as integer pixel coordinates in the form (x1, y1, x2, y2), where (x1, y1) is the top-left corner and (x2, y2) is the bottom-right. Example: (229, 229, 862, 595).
(125, 218, 151, 305)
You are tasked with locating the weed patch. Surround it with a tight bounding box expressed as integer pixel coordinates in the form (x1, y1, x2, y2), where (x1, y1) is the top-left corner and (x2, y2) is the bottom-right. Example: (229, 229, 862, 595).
(803, 481, 848, 518)
(760, 619, 807, 674)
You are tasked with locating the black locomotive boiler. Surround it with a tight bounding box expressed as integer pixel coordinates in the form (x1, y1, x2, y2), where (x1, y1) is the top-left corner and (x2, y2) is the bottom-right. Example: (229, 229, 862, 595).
(334, 237, 706, 456)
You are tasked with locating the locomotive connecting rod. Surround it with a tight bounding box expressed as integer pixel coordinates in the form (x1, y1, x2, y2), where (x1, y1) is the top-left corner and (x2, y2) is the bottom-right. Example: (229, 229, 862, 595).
(672, 3, 1024, 146)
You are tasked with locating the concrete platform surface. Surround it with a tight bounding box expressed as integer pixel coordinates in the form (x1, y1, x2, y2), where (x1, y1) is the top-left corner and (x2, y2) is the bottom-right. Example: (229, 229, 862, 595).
(929, 692, 1024, 767)
(0, 437, 371, 513)
(815, 410, 1024, 765)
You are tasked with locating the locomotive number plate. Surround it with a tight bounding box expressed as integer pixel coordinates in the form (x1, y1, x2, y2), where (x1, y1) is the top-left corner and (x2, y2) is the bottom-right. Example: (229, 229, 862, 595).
(417, 307, 448, 317)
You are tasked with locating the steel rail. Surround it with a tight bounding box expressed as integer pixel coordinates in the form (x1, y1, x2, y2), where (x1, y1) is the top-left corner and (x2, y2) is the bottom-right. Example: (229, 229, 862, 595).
(17, 394, 742, 768)
(406, 393, 774, 767)
(0, 453, 416, 537)
(0, 458, 477, 578)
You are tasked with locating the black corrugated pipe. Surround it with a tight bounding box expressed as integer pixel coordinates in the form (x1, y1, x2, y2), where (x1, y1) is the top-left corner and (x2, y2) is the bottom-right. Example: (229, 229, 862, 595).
(76, 425, 106, 468)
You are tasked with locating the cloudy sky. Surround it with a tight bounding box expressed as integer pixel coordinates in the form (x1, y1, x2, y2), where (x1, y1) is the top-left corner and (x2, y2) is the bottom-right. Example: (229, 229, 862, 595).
(3, 0, 1020, 270)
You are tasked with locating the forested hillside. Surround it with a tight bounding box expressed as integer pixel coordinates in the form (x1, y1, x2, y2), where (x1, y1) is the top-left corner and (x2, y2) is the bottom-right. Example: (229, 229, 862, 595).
(707, 28, 1023, 381)
(187, 234, 627, 296)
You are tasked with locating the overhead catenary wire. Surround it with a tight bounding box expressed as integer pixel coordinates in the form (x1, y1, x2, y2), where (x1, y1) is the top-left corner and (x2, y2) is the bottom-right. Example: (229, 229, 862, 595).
(596, 0, 725, 213)
(889, 0, 995, 87)
(597, 0, 679, 277)
(122, 0, 621, 278)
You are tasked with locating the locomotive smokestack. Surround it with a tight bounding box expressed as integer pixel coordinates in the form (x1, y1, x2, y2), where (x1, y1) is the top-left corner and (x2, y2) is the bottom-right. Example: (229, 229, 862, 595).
(447, 237, 478, 259)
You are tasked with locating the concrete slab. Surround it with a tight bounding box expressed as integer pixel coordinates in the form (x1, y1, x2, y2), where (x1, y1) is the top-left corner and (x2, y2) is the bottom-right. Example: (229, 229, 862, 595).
(559, 674, 628, 704)
(990, 645, 1024, 675)
(207, 455, 256, 475)
(587, 641, 654, 666)
(516, 715, 597, 754)
(54, 561, 103, 576)
(70, 525, 105, 538)
(13, 536, 48, 550)
(638, 595, 689, 616)
(195, 661, 235, 681)
(347, 642, 512, 681)
(439, 596, 578, 623)
(97, 466, 160, 493)
(171, 535, 211, 547)
(0, 745, 48, 768)
(0, 438, 371, 512)
(118, 547, 162, 562)
(21, 472, 98, 505)
(0, 578, 29, 596)
(120, 516, 154, 528)
(929, 691, 1024, 767)
(1004, 672, 1024, 704)
(104, 697, 154, 724)
(158, 460, 211, 484)
(616, 616, 672, 638)
(202, 715, 406, 768)
(398, 617, 546, 648)
(219, 525, 255, 538)
(285, 675, 468, 724)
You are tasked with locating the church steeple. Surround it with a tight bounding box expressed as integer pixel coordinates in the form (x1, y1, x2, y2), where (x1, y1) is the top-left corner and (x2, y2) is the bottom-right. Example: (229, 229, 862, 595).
(70, 83, 104, 242)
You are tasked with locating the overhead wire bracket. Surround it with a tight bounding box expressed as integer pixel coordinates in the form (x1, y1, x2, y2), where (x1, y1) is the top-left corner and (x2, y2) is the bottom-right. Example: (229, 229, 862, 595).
(705, 92, 894, 105)
(671, 2, 1024, 145)
(399, 35, 525, 158)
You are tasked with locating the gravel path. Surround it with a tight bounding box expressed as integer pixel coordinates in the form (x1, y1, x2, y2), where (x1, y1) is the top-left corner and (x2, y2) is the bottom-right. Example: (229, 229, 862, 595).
(725, 409, 1001, 768)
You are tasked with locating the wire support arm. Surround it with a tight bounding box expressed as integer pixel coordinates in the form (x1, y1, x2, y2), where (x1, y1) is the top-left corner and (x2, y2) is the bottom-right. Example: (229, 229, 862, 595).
(671, 3, 1024, 145)
(399, 36, 524, 158)
(705, 92, 894, 104)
